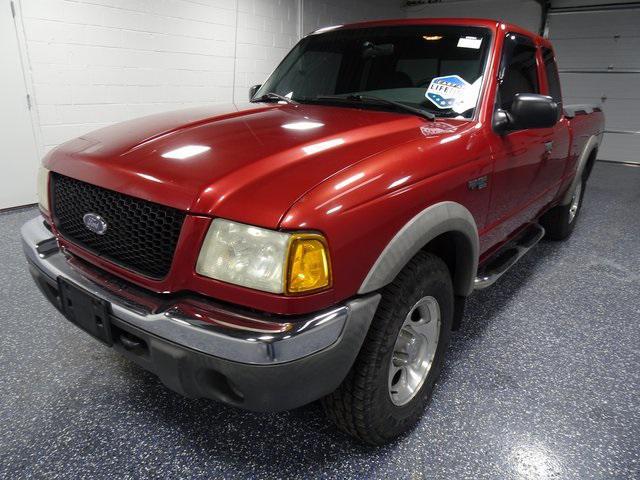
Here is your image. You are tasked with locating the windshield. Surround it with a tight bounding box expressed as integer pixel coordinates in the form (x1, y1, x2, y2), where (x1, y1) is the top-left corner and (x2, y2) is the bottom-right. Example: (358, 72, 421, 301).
(255, 25, 492, 119)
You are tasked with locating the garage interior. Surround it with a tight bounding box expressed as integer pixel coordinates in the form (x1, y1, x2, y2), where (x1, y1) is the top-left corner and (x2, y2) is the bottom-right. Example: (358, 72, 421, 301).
(1, 0, 638, 478)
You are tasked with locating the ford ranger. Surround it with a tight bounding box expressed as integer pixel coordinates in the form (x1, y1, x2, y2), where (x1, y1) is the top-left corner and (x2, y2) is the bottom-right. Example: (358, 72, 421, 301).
(22, 18, 604, 444)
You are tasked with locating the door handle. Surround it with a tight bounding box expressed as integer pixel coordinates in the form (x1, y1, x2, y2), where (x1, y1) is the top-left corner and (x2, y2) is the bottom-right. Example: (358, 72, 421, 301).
(544, 141, 553, 153)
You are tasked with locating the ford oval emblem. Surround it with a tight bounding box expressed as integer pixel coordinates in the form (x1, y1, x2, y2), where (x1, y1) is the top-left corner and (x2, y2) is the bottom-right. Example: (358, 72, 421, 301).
(83, 213, 108, 235)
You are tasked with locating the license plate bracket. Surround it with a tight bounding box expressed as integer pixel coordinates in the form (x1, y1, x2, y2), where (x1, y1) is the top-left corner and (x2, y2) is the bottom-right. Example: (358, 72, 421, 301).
(57, 277, 113, 346)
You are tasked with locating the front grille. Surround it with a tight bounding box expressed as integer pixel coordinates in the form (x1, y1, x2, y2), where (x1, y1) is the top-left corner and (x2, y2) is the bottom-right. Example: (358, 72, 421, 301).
(51, 173, 186, 279)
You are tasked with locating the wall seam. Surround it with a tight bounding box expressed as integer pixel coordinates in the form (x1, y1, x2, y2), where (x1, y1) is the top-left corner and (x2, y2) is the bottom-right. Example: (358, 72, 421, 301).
(231, 0, 240, 104)
(12, 0, 45, 158)
(298, 0, 304, 39)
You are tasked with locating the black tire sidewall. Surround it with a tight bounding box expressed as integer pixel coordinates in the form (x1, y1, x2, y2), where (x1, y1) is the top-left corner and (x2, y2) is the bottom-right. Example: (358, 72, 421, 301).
(368, 254, 453, 438)
(542, 178, 586, 240)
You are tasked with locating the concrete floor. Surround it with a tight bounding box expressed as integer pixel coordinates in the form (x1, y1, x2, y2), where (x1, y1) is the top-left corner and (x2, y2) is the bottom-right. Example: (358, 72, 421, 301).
(0, 162, 638, 479)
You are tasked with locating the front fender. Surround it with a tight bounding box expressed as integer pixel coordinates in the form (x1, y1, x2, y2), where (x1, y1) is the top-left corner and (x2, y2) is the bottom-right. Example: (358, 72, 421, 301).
(358, 201, 479, 297)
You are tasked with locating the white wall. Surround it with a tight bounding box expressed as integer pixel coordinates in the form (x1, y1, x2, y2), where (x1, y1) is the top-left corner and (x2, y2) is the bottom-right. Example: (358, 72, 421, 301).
(301, 0, 403, 35)
(1, 0, 41, 209)
(17, 0, 296, 153)
(405, 0, 543, 34)
(234, 0, 300, 104)
(13, 0, 404, 156)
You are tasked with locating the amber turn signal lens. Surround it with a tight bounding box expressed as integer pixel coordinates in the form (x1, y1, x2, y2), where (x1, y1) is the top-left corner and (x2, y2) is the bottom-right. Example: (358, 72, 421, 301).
(286, 235, 331, 294)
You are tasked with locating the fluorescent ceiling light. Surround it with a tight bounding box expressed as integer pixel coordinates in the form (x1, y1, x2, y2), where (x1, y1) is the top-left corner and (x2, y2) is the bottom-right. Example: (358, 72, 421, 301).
(302, 138, 345, 155)
(334, 172, 364, 190)
(440, 134, 461, 144)
(313, 25, 342, 34)
(137, 172, 162, 183)
(388, 176, 411, 189)
(161, 145, 211, 160)
(282, 121, 325, 130)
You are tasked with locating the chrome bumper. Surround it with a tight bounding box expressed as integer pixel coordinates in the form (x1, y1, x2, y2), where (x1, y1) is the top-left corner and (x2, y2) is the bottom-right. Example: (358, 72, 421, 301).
(21, 216, 380, 366)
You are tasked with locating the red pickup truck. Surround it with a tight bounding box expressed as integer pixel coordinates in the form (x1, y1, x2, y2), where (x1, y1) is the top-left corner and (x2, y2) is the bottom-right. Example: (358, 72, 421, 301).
(23, 18, 604, 444)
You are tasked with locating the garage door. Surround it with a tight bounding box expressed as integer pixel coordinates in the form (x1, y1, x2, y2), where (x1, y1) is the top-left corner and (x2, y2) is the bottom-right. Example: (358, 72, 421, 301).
(547, 4, 640, 164)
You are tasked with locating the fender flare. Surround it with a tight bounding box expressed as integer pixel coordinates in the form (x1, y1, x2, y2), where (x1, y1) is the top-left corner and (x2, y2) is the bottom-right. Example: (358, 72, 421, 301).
(561, 134, 600, 205)
(358, 201, 479, 297)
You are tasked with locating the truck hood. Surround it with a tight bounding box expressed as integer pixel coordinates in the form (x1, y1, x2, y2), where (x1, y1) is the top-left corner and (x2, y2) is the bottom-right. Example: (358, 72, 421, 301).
(47, 102, 463, 228)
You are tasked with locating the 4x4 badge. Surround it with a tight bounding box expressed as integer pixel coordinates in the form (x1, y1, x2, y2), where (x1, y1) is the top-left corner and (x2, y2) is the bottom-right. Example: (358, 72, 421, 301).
(468, 176, 488, 190)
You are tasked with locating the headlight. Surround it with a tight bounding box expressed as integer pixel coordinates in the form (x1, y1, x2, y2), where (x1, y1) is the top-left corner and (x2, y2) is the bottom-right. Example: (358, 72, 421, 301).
(196, 219, 331, 294)
(37, 166, 50, 212)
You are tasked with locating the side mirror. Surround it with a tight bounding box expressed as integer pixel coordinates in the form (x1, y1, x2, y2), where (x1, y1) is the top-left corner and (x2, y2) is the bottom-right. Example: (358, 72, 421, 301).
(249, 84, 261, 100)
(494, 93, 559, 134)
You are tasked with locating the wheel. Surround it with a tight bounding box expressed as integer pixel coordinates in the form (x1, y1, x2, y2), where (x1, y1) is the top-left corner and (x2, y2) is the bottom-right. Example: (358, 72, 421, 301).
(322, 251, 453, 444)
(540, 177, 585, 241)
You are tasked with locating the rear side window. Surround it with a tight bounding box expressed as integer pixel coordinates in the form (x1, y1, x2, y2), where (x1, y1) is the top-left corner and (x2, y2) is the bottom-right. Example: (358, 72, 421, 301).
(542, 47, 562, 105)
(498, 33, 539, 110)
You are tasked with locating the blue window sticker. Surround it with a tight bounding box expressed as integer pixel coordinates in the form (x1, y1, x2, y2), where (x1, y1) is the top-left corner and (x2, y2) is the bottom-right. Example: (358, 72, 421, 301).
(426, 75, 470, 109)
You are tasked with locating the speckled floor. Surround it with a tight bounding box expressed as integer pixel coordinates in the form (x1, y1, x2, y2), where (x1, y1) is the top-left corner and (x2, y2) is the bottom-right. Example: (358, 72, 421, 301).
(0, 162, 638, 479)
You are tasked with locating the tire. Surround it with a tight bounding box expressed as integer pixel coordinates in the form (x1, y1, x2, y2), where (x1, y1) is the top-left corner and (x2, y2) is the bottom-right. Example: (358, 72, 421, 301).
(541, 176, 585, 241)
(322, 251, 453, 445)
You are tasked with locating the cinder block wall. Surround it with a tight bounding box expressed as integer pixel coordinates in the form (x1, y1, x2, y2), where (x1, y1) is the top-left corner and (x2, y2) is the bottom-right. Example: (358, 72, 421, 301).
(17, 0, 402, 153)
(301, 0, 403, 36)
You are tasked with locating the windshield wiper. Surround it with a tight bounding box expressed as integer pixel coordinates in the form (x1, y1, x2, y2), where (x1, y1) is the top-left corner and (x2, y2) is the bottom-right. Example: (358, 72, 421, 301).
(314, 94, 434, 120)
(250, 92, 298, 104)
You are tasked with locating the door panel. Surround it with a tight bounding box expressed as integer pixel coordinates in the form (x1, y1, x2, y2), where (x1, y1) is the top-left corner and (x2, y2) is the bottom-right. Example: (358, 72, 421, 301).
(545, 117, 571, 194)
(483, 32, 551, 249)
(540, 47, 571, 198)
(485, 129, 553, 245)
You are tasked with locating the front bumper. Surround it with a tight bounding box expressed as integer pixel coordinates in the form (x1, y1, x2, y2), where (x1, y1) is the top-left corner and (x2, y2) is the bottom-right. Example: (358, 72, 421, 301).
(21, 216, 380, 411)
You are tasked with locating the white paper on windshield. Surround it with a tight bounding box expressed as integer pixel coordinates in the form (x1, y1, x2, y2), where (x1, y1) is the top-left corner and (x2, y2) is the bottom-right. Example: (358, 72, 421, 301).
(451, 75, 483, 114)
(457, 36, 482, 49)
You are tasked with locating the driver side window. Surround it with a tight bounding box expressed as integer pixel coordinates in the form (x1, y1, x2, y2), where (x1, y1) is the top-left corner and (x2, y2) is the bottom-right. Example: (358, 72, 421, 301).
(498, 34, 539, 111)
